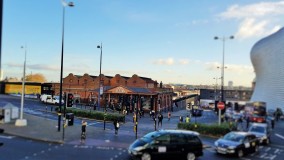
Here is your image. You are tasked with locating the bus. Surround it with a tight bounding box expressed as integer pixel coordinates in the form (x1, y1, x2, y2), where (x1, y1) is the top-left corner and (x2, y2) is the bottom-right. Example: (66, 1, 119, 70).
(245, 101, 266, 123)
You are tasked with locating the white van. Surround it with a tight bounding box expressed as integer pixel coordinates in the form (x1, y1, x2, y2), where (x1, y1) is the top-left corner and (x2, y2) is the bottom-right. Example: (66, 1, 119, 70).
(40, 94, 64, 105)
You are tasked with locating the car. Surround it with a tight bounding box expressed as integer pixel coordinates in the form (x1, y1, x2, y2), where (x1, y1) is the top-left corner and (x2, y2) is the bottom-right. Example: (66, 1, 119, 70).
(128, 130, 203, 160)
(248, 123, 271, 145)
(214, 131, 260, 158)
(249, 114, 266, 123)
(191, 109, 203, 117)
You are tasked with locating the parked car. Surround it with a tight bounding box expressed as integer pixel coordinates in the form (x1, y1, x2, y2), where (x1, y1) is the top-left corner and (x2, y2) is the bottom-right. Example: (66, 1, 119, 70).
(128, 130, 203, 160)
(191, 109, 203, 117)
(214, 131, 260, 158)
(249, 114, 266, 123)
(248, 123, 271, 145)
(40, 94, 64, 105)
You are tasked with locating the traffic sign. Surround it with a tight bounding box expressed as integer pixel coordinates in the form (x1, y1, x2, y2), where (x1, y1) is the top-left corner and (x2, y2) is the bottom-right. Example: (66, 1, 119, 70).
(217, 102, 225, 110)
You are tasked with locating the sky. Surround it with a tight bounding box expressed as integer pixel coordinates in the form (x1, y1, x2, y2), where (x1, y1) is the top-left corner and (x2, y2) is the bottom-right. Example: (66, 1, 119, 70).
(1, 0, 284, 87)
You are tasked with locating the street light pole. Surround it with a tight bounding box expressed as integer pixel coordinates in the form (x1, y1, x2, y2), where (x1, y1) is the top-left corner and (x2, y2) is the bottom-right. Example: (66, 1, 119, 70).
(97, 43, 104, 129)
(214, 36, 234, 102)
(58, 0, 74, 132)
(15, 45, 27, 126)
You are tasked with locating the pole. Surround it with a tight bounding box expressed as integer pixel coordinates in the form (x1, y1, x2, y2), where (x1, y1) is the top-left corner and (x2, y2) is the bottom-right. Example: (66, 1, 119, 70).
(15, 45, 27, 126)
(218, 108, 221, 125)
(221, 38, 225, 102)
(135, 96, 138, 139)
(62, 92, 67, 140)
(58, 5, 65, 132)
(20, 45, 26, 120)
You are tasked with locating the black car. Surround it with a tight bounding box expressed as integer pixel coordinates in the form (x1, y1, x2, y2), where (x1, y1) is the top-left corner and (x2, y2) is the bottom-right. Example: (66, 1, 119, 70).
(191, 109, 203, 117)
(214, 131, 260, 158)
(128, 130, 203, 160)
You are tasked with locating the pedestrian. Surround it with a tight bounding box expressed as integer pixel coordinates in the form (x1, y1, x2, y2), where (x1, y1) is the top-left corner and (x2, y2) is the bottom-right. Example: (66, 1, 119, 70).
(168, 111, 171, 121)
(133, 113, 136, 123)
(185, 115, 190, 123)
(81, 120, 87, 144)
(246, 116, 250, 129)
(271, 118, 275, 129)
(179, 115, 183, 123)
(158, 113, 163, 127)
(113, 119, 119, 135)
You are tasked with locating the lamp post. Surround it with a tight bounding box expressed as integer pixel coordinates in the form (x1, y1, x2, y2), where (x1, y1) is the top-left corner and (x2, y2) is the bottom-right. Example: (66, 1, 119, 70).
(97, 43, 104, 129)
(15, 45, 27, 126)
(213, 77, 220, 101)
(58, 0, 74, 132)
(214, 36, 234, 102)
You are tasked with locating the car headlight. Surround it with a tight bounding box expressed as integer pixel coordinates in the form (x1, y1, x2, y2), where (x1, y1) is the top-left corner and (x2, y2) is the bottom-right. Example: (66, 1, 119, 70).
(133, 146, 145, 152)
(214, 141, 219, 146)
(228, 146, 236, 150)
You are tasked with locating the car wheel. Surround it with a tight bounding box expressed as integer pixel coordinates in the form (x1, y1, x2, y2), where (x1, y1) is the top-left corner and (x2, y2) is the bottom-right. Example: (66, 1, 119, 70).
(237, 149, 244, 158)
(141, 153, 151, 160)
(186, 152, 196, 160)
(254, 145, 259, 153)
(266, 138, 270, 145)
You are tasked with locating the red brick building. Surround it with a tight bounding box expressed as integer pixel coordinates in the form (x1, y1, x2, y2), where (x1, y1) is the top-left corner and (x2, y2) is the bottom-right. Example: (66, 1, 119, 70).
(52, 73, 173, 112)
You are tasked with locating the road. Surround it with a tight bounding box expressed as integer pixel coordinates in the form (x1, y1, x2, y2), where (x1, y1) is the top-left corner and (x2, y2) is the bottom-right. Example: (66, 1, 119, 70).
(1, 94, 284, 160)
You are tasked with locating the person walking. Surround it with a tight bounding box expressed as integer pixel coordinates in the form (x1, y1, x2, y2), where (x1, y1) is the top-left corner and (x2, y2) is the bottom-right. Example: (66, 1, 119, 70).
(158, 113, 163, 127)
(81, 120, 87, 144)
(113, 119, 120, 135)
(167, 111, 171, 121)
(271, 118, 275, 129)
(246, 116, 250, 129)
(185, 115, 190, 123)
(179, 115, 183, 123)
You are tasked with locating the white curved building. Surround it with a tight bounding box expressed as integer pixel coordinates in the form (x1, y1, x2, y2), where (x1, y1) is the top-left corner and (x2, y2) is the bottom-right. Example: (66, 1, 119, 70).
(250, 27, 284, 110)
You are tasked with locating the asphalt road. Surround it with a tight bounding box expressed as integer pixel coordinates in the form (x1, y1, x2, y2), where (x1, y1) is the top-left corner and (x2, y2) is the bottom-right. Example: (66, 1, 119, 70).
(1, 94, 284, 160)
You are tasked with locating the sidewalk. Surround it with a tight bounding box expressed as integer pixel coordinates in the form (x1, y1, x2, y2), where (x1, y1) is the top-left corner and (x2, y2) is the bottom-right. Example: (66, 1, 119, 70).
(0, 107, 189, 145)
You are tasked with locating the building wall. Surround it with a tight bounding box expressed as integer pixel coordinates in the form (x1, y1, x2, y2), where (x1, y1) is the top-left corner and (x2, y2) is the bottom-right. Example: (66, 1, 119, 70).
(250, 27, 284, 110)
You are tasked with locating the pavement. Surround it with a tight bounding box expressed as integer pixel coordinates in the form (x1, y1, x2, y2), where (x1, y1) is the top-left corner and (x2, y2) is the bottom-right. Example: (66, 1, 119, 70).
(0, 106, 190, 145)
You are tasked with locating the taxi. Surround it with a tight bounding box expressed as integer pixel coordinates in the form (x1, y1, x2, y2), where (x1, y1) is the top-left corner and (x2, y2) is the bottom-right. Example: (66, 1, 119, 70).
(214, 131, 260, 158)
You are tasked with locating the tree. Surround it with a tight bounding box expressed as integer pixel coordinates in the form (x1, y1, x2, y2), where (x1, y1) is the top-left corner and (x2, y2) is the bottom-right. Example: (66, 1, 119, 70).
(25, 73, 47, 83)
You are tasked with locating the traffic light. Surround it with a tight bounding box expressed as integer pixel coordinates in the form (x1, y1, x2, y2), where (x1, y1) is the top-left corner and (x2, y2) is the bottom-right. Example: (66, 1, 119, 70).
(67, 93, 74, 107)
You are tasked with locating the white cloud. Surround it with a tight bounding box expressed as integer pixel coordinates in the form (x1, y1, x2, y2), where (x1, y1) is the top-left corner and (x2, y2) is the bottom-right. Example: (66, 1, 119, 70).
(153, 58, 175, 65)
(178, 59, 189, 65)
(219, 1, 284, 19)
(205, 61, 253, 74)
(218, 1, 284, 39)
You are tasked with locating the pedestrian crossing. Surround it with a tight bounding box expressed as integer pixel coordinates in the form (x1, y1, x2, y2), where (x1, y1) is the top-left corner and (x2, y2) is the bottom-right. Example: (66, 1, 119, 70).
(205, 145, 283, 160)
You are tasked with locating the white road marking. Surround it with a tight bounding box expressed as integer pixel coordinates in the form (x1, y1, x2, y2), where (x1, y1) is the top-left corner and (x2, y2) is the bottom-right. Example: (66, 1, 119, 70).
(275, 133, 284, 140)
(274, 149, 280, 154)
(0, 135, 14, 139)
(265, 147, 271, 152)
(87, 122, 98, 126)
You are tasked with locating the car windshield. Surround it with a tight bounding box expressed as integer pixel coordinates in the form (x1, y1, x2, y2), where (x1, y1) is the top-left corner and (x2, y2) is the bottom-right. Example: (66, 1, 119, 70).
(249, 126, 265, 133)
(223, 132, 245, 143)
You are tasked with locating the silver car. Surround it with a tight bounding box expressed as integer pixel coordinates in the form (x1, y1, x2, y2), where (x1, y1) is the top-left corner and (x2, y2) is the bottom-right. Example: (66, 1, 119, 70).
(248, 123, 271, 145)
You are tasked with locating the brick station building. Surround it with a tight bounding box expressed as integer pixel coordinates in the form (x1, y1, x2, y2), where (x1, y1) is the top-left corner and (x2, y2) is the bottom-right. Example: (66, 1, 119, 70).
(52, 73, 173, 113)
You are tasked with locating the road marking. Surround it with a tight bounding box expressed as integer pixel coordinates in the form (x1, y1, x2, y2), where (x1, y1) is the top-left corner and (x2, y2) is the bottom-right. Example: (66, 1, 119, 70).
(274, 149, 280, 154)
(275, 133, 284, 140)
(0, 135, 14, 139)
(87, 122, 98, 126)
(265, 147, 271, 152)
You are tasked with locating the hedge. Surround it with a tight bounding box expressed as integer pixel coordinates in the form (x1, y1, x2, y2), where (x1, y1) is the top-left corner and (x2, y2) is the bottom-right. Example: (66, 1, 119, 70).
(177, 122, 237, 137)
(61, 108, 125, 123)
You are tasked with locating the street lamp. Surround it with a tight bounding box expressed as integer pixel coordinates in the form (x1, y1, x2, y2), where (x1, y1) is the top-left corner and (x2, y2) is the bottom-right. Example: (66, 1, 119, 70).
(58, 0, 74, 132)
(214, 36, 234, 102)
(97, 43, 104, 129)
(213, 77, 220, 101)
(15, 45, 28, 127)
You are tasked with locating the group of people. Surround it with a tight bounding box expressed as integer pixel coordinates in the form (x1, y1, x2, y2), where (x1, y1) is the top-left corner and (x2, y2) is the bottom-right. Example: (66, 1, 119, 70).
(80, 118, 121, 144)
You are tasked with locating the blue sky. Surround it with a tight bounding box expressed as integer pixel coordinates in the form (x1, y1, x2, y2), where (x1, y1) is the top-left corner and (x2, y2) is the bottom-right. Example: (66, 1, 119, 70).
(2, 0, 284, 87)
